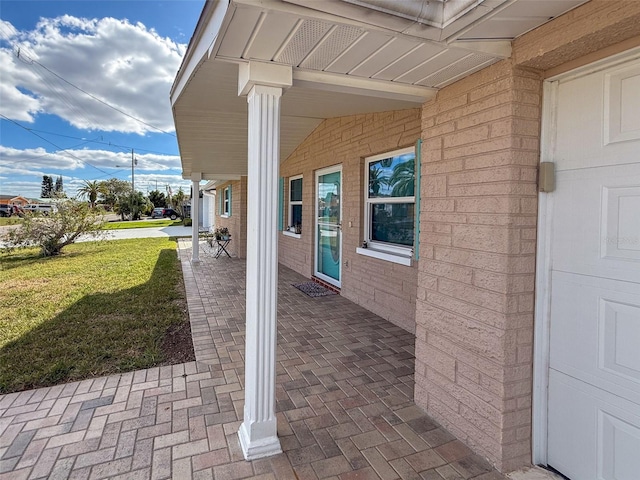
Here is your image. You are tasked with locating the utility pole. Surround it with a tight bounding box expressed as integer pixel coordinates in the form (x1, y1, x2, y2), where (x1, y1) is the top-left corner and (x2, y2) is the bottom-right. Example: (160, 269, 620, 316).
(131, 149, 136, 194)
(131, 149, 138, 220)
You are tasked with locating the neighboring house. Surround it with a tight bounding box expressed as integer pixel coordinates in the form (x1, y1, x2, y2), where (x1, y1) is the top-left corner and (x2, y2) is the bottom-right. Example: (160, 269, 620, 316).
(0, 195, 30, 206)
(172, 1, 640, 477)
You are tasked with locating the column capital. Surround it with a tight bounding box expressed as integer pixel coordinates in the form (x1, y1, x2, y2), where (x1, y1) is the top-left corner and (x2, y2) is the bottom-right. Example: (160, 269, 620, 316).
(238, 61, 292, 97)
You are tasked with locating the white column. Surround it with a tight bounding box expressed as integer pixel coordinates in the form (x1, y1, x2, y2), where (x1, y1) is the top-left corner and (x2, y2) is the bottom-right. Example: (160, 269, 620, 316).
(238, 84, 283, 460)
(191, 173, 201, 263)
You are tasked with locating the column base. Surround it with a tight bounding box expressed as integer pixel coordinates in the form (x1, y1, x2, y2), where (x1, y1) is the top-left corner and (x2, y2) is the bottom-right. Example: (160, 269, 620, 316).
(191, 256, 200, 264)
(238, 421, 282, 460)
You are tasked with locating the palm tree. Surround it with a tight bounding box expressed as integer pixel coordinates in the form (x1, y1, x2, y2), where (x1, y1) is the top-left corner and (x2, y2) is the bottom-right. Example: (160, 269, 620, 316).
(77, 180, 101, 209)
(369, 166, 387, 197)
(388, 158, 415, 197)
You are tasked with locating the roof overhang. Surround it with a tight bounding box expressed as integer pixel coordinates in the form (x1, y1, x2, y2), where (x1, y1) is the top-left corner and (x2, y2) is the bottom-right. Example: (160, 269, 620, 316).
(172, 0, 589, 180)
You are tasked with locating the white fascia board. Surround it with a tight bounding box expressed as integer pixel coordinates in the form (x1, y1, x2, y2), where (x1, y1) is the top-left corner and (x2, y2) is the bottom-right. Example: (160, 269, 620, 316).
(293, 69, 436, 104)
(448, 40, 512, 58)
(171, 0, 232, 105)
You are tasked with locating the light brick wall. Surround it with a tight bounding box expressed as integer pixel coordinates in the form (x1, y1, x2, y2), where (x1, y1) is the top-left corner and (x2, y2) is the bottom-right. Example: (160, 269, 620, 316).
(415, 60, 541, 472)
(215, 177, 247, 259)
(280, 110, 421, 333)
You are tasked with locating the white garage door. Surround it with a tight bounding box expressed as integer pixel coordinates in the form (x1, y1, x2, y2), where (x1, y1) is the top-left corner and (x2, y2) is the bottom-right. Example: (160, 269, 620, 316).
(545, 54, 640, 480)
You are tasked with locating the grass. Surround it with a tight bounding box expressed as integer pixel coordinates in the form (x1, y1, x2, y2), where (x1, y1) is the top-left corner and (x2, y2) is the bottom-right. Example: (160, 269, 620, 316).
(0, 238, 188, 393)
(0, 217, 22, 226)
(102, 219, 183, 230)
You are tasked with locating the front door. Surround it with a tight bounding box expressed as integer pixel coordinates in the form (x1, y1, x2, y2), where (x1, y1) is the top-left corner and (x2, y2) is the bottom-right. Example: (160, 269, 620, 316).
(544, 55, 640, 479)
(315, 166, 342, 288)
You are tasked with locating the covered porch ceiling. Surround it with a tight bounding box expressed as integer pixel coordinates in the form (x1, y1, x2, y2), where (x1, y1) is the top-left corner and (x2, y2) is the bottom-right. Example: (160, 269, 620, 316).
(171, 0, 589, 181)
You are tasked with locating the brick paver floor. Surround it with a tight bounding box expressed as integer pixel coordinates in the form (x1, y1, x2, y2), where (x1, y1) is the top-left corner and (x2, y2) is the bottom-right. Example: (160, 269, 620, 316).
(0, 240, 505, 479)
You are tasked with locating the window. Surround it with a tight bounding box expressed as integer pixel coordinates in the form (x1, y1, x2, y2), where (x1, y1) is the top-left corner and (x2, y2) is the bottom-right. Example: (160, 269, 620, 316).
(363, 147, 415, 257)
(288, 176, 302, 234)
(222, 185, 231, 216)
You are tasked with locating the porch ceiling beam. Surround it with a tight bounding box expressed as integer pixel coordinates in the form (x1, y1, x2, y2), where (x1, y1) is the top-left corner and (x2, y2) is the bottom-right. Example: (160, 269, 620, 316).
(187, 174, 242, 182)
(292, 69, 436, 103)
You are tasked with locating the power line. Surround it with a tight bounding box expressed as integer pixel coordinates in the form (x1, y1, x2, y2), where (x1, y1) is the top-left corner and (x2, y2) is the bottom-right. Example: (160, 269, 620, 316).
(22, 54, 177, 138)
(0, 113, 116, 177)
(26, 128, 178, 156)
(0, 28, 177, 138)
(0, 119, 183, 173)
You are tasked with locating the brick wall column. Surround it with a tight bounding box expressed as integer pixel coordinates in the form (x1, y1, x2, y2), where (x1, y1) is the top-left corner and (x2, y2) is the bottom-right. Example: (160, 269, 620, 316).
(415, 60, 542, 472)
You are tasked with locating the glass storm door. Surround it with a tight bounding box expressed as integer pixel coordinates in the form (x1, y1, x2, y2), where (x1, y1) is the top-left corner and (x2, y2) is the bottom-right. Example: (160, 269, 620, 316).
(315, 166, 342, 288)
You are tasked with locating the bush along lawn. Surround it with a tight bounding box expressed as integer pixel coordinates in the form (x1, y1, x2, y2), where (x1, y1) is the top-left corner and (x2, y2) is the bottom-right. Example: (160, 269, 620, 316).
(0, 237, 194, 393)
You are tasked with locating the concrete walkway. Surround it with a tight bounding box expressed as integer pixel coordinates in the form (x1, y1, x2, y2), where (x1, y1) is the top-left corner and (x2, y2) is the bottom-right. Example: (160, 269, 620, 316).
(88, 226, 193, 241)
(0, 240, 506, 480)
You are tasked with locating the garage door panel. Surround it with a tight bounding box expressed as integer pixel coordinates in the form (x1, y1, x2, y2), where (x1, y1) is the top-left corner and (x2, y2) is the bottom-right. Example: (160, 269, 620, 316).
(602, 185, 640, 262)
(556, 61, 640, 171)
(549, 370, 640, 480)
(549, 271, 640, 404)
(551, 165, 640, 283)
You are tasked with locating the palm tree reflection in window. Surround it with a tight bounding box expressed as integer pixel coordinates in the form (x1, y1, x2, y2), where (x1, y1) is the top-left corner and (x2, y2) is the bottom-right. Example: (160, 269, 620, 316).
(367, 152, 415, 247)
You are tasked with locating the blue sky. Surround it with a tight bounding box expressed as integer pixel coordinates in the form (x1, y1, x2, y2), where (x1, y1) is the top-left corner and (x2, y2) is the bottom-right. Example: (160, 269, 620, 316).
(0, 0, 205, 199)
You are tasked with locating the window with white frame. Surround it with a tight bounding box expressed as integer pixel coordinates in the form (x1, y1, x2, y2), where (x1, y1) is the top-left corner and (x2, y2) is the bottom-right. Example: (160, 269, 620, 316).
(364, 147, 415, 255)
(288, 175, 302, 234)
(222, 186, 231, 216)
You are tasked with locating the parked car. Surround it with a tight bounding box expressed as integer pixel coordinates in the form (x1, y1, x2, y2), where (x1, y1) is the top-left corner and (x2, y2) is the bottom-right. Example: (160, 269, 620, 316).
(0, 204, 12, 217)
(151, 207, 179, 220)
(23, 204, 57, 215)
(151, 207, 164, 218)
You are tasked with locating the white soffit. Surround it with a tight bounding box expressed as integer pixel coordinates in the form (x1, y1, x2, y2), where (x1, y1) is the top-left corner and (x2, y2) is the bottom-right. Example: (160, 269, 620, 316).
(215, 3, 509, 90)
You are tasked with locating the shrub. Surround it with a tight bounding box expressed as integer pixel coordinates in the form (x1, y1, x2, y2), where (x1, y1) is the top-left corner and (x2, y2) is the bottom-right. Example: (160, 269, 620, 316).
(2, 199, 106, 256)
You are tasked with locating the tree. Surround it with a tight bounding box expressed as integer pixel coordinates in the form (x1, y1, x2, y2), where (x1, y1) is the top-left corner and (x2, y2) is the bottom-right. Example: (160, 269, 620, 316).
(3, 199, 106, 257)
(148, 190, 167, 208)
(54, 176, 64, 196)
(41, 175, 53, 198)
(172, 188, 187, 219)
(117, 191, 147, 220)
(388, 158, 415, 197)
(98, 178, 131, 212)
(368, 166, 387, 197)
(77, 180, 102, 208)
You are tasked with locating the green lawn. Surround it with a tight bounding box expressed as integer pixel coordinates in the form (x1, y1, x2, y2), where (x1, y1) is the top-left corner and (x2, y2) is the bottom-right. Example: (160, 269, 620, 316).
(0, 217, 22, 226)
(0, 238, 189, 393)
(103, 219, 184, 230)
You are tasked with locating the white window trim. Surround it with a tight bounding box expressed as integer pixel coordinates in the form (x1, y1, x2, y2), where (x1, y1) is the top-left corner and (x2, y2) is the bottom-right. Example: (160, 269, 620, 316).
(288, 175, 303, 233)
(282, 231, 301, 239)
(356, 247, 412, 266)
(223, 186, 231, 217)
(363, 146, 415, 260)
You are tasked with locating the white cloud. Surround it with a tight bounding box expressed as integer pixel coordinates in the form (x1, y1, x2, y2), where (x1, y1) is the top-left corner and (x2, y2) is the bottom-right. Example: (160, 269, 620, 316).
(0, 145, 180, 171)
(0, 16, 186, 134)
(0, 145, 187, 198)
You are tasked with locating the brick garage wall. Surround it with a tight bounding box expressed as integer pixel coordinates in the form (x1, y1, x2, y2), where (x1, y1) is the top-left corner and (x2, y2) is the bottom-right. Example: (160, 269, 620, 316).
(280, 110, 421, 333)
(215, 177, 247, 259)
(414, 60, 541, 472)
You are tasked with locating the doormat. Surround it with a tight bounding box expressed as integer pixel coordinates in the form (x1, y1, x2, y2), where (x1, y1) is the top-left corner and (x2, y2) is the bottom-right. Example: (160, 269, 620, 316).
(292, 282, 337, 297)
